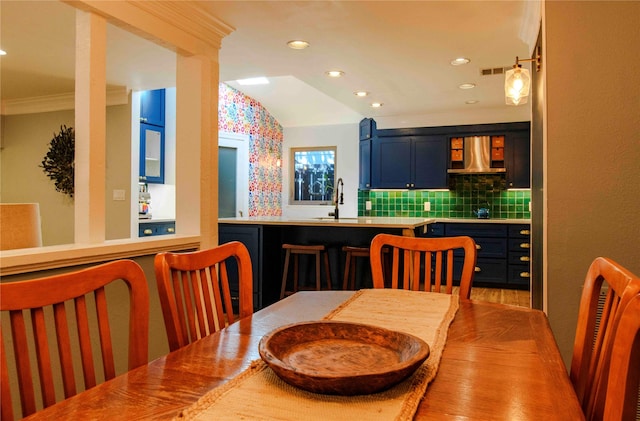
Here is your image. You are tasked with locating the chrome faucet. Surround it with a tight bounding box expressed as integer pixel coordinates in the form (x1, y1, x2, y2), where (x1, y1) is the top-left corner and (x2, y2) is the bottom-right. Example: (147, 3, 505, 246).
(328, 178, 344, 219)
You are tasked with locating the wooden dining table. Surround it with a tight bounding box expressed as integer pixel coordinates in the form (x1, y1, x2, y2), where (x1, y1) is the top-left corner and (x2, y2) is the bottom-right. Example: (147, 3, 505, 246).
(23, 291, 584, 420)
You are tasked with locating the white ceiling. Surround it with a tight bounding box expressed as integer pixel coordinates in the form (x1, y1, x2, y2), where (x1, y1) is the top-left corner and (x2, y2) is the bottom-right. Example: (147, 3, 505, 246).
(0, 1, 538, 128)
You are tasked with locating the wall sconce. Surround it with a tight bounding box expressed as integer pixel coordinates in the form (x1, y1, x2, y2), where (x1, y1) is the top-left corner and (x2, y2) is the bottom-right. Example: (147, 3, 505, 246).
(505, 47, 541, 106)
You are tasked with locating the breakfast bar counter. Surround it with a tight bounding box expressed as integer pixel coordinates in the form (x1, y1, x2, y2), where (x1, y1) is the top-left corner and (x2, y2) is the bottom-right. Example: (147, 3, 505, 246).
(218, 216, 532, 309)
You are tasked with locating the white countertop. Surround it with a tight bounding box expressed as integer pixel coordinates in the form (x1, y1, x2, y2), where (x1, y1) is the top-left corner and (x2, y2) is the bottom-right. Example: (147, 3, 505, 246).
(218, 216, 530, 228)
(218, 216, 433, 229)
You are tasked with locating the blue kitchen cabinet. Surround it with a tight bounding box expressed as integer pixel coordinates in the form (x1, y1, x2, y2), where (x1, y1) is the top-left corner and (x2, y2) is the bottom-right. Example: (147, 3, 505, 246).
(139, 123, 165, 184)
(139, 89, 165, 127)
(412, 135, 448, 189)
(371, 135, 448, 189)
(139, 89, 166, 184)
(359, 118, 376, 141)
(372, 136, 412, 188)
(138, 220, 175, 237)
(359, 118, 376, 189)
(436, 222, 530, 289)
(359, 138, 372, 189)
(219, 224, 282, 311)
(505, 130, 531, 188)
(507, 224, 531, 287)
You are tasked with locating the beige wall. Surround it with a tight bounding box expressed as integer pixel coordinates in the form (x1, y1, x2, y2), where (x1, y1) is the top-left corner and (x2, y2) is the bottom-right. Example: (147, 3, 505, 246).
(543, 1, 640, 366)
(1, 104, 132, 246)
(1, 110, 75, 245)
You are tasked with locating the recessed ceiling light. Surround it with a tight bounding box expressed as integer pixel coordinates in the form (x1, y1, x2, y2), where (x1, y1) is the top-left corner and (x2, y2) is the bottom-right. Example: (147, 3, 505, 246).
(459, 83, 476, 89)
(325, 70, 344, 78)
(451, 57, 470, 66)
(371, 102, 383, 108)
(0, 49, 6, 56)
(465, 100, 479, 104)
(354, 91, 369, 97)
(236, 77, 269, 85)
(287, 40, 309, 50)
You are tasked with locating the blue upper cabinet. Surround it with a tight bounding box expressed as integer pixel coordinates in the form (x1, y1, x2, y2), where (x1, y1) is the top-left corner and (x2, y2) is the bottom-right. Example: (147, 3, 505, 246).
(139, 89, 166, 183)
(139, 123, 165, 184)
(140, 89, 165, 127)
(358, 118, 376, 189)
(505, 130, 531, 188)
(371, 135, 448, 189)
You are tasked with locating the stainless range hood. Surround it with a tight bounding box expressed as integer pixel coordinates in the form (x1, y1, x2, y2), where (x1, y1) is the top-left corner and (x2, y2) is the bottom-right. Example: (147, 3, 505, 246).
(447, 136, 506, 174)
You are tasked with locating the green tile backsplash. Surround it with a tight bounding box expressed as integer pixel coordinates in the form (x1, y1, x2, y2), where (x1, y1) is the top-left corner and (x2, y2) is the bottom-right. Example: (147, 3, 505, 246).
(358, 175, 530, 219)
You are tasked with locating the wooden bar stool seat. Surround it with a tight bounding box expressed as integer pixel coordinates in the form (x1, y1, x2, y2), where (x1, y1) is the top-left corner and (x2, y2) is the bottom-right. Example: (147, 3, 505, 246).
(280, 244, 332, 299)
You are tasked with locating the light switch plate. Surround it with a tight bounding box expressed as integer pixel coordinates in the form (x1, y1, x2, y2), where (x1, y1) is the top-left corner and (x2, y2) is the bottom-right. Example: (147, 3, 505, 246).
(113, 189, 126, 201)
(424, 201, 431, 211)
(365, 201, 372, 210)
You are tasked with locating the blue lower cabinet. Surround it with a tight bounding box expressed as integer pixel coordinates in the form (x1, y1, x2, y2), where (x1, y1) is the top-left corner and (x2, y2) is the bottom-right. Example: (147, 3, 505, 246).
(138, 221, 175, 237)
(442, 222, 530, 289)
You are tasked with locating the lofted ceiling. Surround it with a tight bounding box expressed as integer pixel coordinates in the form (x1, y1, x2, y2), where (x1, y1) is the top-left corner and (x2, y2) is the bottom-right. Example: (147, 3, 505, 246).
(0, 1, 537, 128)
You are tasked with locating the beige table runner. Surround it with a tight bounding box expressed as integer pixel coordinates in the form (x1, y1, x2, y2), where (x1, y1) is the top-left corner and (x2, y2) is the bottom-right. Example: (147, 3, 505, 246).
(176, 289, 459, 421)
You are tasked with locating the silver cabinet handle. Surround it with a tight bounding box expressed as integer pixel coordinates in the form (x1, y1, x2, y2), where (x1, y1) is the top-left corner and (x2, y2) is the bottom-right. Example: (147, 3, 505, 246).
(143, 229, 153, 235)
(520, 272, 531, 278)
(520, 256, 530, 262)
(520, 243, 530, 249)
(520, 229, 530, 235)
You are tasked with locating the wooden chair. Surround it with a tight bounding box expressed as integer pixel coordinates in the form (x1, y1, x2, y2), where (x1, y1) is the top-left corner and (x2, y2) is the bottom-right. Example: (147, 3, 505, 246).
(603, 288, 640, 421)
(154, 241, 253, 352)
(369, 233, 477, 300)
(570, 257, 640, 420)
(0, 260, 149, 421)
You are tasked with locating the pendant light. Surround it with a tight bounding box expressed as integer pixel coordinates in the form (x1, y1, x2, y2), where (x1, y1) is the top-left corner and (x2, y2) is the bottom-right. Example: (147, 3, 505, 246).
(504, 47, 541, 106)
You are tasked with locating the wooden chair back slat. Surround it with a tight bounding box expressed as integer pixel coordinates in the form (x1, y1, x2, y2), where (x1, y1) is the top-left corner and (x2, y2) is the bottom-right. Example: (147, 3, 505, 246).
(370, 234, 477, 300)
(0, 260, 149, 421)
(74, 295, 97, 389)
(30, 308, 56, 407)
(95, 287, 116, 381)
(155, 241, 254, 352)
(603, 289, 640, 420)
(52, 302, 75, 399)
(1, 329, 15, 421)
(570, 257, 640, 420)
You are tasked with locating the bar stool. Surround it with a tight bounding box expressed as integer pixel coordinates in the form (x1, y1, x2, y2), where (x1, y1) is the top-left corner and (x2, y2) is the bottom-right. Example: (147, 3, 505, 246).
(342, 246, 389, 290)
(280, 244, 332, 299)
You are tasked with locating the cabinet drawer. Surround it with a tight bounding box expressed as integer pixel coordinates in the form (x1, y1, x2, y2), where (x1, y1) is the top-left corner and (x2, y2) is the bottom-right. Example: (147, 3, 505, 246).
(424, 223, 444, 237)
(509, 250, 531, 265)
(509, 238, 530, 252)
(474, 238, 507, 258)
(508, 264, 530, 286)
(445, 223, 508, 238)
(508, 224, 531, 238)
(474, 258, 507, 284)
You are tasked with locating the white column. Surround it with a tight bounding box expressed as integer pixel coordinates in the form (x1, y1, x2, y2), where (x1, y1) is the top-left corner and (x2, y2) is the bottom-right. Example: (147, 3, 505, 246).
(74, 9, 106, 243)
(175, 54, 219, 249)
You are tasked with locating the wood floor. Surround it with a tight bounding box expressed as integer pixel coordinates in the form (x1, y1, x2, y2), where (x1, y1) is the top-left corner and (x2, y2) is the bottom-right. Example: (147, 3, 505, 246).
(454, 286, 531, 308)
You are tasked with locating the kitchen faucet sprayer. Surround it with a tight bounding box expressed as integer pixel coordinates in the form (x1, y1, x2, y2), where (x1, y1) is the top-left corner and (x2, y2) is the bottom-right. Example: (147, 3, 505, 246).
(329, 178, 344, 220)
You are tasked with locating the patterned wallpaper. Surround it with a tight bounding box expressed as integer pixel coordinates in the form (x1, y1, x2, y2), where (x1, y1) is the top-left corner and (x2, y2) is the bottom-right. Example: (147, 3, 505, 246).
(218, 83, 283, 216)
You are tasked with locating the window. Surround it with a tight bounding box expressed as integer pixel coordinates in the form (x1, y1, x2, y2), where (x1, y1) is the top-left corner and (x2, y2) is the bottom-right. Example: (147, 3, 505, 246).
(290, 147, 336, 205)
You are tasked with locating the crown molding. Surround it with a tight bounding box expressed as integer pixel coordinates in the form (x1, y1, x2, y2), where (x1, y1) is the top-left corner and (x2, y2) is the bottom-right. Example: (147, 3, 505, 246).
(65, 1, 234, 56)
(1, 87, 130, 116)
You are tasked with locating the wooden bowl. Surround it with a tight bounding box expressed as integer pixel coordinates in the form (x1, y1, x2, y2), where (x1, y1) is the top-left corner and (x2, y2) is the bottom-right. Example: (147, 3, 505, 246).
(258, 321, 430, 395)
